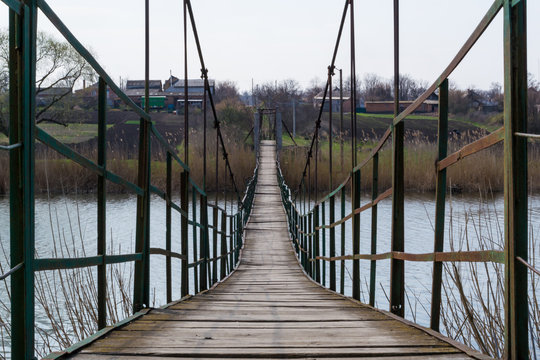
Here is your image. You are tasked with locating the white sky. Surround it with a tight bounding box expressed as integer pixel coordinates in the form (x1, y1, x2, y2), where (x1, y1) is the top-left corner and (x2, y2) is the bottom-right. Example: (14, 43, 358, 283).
(1, 0, 539, 92)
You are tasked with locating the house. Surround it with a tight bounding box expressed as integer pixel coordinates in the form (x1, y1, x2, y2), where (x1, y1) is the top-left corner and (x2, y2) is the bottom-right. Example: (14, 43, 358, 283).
(313, 88, 353, 113)
(122, 80, 163, 107)
(365, 100, 438, 114)
(164, 78, 215, 113)
(36, 87, 72, 106)
(466, 89, 501, 112)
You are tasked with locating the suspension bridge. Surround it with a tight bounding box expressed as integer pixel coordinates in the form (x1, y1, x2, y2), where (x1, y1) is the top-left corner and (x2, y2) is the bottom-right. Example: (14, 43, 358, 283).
(0, 0, 535, 359)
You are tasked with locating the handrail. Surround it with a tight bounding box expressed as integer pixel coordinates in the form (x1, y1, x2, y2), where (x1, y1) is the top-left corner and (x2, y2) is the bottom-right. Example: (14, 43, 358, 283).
(278, 0, 531, 358)
(2, 0, 259, 358)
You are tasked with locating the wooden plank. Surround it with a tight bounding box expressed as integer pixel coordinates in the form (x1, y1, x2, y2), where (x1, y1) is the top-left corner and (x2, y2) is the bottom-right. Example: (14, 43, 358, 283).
(73, 355, 472, 360)
(67, 140, 473, 360)
(79, 346, 463, 357)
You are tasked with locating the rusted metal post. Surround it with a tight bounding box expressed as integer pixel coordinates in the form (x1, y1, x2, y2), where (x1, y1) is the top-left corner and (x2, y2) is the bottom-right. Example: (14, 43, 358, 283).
(339, 68, 344, 172)
(165, 152, 172, 303)
(181, 171, 189, 297)
(212, 206, 218, 285)
(220, 210, 227, 280)
(352, 170, 360, 300)
(503, 0, 528, 357)
(192, 189, 199, 294)
(330, 195, 336, 291)
(308, 211, 313, 277)
(340, 187, 346, 295)
(10, 3, 37, 357)
(350, 0, 357, 167)
(329, 66, 334, 193)
(183, 0, 189, 166)
(97, 77, 107, 329)
(369, 152, 379, 307)
(203, 78, 207, 190)
(133, 0, 151, 311)
(229, 213, 234, 272)
(390, 0, 405, 318)
(322, 201, 326, 286)
(314, 205, 321, 282)
(430, 79, 448, 331)
(200, 193, 209, 291)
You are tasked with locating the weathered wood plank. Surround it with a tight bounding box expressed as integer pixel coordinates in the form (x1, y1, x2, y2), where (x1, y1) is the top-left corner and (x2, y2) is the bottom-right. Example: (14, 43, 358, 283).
(67, 140, 475, 359)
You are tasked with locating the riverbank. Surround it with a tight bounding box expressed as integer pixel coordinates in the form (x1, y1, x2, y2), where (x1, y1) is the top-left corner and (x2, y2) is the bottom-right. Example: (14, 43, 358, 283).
(0, 131, 537, 195)
(279, 132, 540, 194)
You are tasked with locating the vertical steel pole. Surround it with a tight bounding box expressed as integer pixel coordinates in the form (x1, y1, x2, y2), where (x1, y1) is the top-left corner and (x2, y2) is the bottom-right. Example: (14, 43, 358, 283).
(192, 189, 199, 294)
(97, 77, 107, 329)
(165, 152, 172, 302)
(183, 0, 189, 166)
(340, 68, 344, 172)
(203, 81, 207, 190)
(229, 213, 234, 272)
(181, 171, 189, 297)
(308, 211, 313, 277)
(340, 187, 346, 295)
(369, 153, 379, 307)
(11, 3, 36, 357)
(330, 195, 336, 291)
(220, 210, 227, 279)
(329, 66, 333, 193)
(328, 65, 336, 291)
(213, 115, 219, 285)
(430, 79, 448, 331)
(322, 201, 326, 286)
(350, 0, 360, 302)
(200, 194, 208, 291)
(350, 0, 357, 168)
(390, 0, 405, 318)
(212, 207, 218, 284)
(133, 0, 151, 312)
(352, 170, 360, 300)
(314, 205, 321, 282)
(503, 0, 528, 357)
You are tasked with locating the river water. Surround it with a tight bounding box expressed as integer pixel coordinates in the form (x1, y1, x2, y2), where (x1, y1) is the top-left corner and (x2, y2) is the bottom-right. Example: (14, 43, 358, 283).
(0, 192, 539, 357)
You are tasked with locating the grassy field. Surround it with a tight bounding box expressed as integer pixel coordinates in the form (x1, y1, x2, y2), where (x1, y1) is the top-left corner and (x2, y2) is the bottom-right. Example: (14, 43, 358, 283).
(36, 123, 114, 144)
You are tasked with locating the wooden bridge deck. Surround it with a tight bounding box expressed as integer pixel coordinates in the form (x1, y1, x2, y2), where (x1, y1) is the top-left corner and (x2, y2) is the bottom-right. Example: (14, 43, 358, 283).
(68, 141, 478, 359)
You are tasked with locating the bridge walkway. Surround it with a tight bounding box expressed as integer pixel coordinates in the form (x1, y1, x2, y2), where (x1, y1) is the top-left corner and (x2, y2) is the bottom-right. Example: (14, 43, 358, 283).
(68, 140, 475, 359)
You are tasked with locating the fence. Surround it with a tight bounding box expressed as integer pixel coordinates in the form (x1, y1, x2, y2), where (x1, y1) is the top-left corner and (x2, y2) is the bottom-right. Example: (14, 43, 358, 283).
(278, 0, 533, 358)
(0, 0, 258, 359)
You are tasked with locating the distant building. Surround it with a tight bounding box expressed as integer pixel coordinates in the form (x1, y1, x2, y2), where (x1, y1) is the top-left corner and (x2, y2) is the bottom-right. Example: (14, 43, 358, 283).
(466, 89, 501, 113)
(365, 100, 438, 114)
(74, 82, 115, 107)
(126, 80, 163, 91)
(164, 78, 215, 113)
(313, 88, 353, 113)
(36, 87, 72, 106)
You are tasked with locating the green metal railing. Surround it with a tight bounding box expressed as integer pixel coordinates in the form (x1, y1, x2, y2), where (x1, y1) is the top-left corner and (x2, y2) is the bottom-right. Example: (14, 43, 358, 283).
(279, 0, 532, 358)
(0, 0, 258, 359)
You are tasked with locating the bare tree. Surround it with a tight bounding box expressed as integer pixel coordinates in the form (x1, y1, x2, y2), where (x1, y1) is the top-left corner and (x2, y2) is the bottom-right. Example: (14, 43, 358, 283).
(0, 30, 95, 135)
(363, 73, 392, 101)
(214, 80, 240, 103)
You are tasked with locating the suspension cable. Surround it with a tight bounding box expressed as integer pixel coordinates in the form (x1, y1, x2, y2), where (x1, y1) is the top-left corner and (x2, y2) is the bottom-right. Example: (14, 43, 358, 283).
(185, 0, 242, 205)
(293, 0, 349, 203)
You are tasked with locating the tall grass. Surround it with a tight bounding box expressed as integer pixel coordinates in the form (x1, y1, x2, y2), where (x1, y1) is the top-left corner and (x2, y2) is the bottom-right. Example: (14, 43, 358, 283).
(440, 192, 540, 359)
(280, 130, 540, 195)
(0, 139, 255, 195)
(0, 205, 134, 359)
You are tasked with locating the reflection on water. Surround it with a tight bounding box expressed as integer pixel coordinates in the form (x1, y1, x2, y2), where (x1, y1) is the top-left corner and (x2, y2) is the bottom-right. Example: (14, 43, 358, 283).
(0, 192, 539, 357)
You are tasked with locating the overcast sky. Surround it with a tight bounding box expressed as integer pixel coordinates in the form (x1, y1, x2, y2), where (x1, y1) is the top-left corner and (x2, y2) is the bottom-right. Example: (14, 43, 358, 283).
(1, 0, 539, 92)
